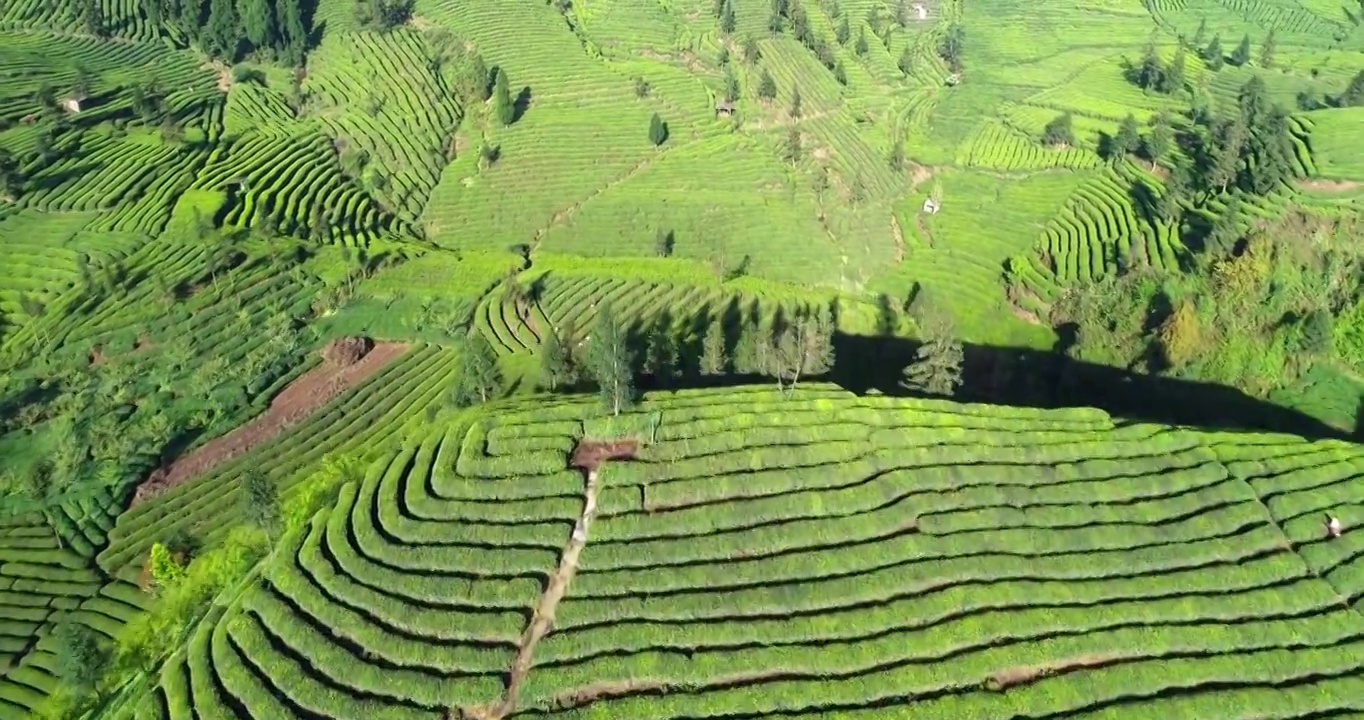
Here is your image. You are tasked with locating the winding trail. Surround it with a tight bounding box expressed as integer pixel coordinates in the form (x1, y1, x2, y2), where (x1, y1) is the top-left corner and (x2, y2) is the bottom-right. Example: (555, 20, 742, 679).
(459, 467, 601, 720)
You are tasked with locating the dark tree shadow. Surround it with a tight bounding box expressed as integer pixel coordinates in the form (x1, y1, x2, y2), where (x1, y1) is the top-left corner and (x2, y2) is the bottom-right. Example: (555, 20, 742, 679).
(513, 87, 533, 123)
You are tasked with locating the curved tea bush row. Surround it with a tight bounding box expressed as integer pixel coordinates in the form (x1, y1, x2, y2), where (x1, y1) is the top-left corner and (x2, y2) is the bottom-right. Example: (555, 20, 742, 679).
(303, 28, 461, 225)
(961, 120, 1102, 171)
(133, 383, 1364, 719)
(0, 511, 148, 718)
(193, 130, 393, 247)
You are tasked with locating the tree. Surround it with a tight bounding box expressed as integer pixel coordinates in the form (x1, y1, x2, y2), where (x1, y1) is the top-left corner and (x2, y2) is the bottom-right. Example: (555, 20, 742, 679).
(648, 112, 668, 146)
(1158, 301, 1202, 368)
(1164, 43, 1186, 92)
(854, 27, 869, 55)
(898, 45, 914, 75)
(743, 36, 762, 64)
(833, 60, 847, 86)
(239, 0, 277, 50)
(643, 321, 681, 386)
(52, 621, 105, 695)
(1203, 34, 1223, 71)
(889, 139, 905, 171)
(1230, 33, 1251, 66)
(723, 68, 739, 102)
(1259, 29, 1275, 69)
(82, 0, 105, 36)
(1041, 112, 1074, 147)
(1303, 309, 1333, 355)
(1209, 116, 1248, 192)
(1341, 70, 1364, 106)
(701, 317, 727, 375)
(757, 68, 777, 99)
(938, 23, 964, 71)
(1136, 43, 1165, 91)
(1191, 17, 1207, 47)
(733, 317, 773, 375)
(584, 303, 634, 415)
(770, 307, 835, 395)
(720, 0, 736, 33)
(1143, 110, 1173, 168)
(783, 127, 802, 163)
(836, 16, 850, 44)
(789, 85, 803, 119)
(902, 315, 963, 396)
(240, 469, 281, 540)
(1157, 162, 1190, 223)
(147, 542, 186, 589)
(452, 332, 501, 405)
(654, 229, 674, 256)
(491, 68, 514, 125)
(201, 0, 240, 59)
(539, 328, 572, 390)
(1111, 113, 1140, 160)
(277, 0, 308, 64)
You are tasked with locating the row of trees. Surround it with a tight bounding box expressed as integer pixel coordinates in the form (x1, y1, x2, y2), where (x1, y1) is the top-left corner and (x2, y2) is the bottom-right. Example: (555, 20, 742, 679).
(138, 0, 311, 63)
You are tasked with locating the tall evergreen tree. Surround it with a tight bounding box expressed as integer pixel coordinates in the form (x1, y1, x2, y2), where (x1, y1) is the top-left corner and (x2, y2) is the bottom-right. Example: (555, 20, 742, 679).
(240, 469, 281, 540)
(902, 315, 963, 397)
(1230, 33, 1251, 66)
(789, 85, 802, 119)
(836, 15, 850, 44)
(202, 0, 241, 59)
(855, 27, 869, 55)
(898, 45, 914, 75)
(770, 307, 835, 395)
(1164, 43, 1186, 93)
(1041, 112, 1074, 147)
(1209, 115, 1248, 192)
(1203, 34, 1223, 70)
(701, 317, 727, 375)
(757, 68, 777, 99)
(539, 328, 571, 391)
(1258, 29, 1276, 68)
(720, 0, 736, 34)
(648, 113, 668, 146)
(1111, 113, 1140, 159)
(585, 303, 634, 415)
(1143, 110, 1173, 168)
(452, 332, 501, 405)
(82, 0, 106, 36)
(491, 67, 514, 125)
(1191, 17, 1207, 47)
(1157, 162, 1189, 223)
(1342, 70, 1364, 106)
(239, 0, 277, 50)
(277, 0, 309, 64)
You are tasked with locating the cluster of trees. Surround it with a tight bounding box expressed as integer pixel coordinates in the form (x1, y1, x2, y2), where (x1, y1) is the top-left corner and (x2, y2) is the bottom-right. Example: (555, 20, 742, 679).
(1188, 19, 1261, 72)
(355, 0, 413, 32)
(1297, 69, 1364, 110)
(138, 0, 311, 64)
(1054, 212, 1364, 403)
(768, 0, 841, 73)
(938, 23, 964, 74)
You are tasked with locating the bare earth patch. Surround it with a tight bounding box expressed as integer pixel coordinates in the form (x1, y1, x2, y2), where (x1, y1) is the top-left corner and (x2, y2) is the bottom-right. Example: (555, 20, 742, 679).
(130, 339, 407, 506)
(985, 652, 1127, 691)
(570, 438, 638, 472)
(1299, 178, 1361, 192)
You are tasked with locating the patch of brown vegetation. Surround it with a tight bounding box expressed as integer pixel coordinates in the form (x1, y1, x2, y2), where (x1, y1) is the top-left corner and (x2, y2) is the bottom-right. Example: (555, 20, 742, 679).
(570, 439, 638, 471)
(1299, 178, 1361, 192)
(88, 346, 106, 366)
(130, 340, 406, 506)
(984, 652, 1127, 691)
(321, 336, 374, 366)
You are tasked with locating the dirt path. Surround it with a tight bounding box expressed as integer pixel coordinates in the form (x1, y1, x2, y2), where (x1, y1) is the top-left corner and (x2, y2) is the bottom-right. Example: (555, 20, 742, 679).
(460, 466, 602, 720)
(130, 342, 408, 506)
(1299, 178, 1361, 192)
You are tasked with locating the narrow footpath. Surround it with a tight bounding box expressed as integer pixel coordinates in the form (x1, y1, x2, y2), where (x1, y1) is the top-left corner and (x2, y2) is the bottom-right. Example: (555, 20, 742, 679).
(457, 467, 601, 720)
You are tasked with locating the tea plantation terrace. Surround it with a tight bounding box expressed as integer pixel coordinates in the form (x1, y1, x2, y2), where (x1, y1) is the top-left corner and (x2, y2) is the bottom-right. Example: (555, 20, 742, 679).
(129, 384, 1364, 720)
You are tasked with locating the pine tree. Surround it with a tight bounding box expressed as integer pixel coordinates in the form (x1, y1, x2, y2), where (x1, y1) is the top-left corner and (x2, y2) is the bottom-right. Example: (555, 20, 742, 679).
(770, 307, 835, 395)
(1143, 110, 1173, 168)
(452, 332, 501, 405)
(1191, 17, 1207, 47)
(1111, 113, 1140, 159)
(277, 0, 309, 65)
(833, 60, 847, 86)
(1209, 116, 1248, 192)
(1157, 162, 1189, 223)
(889, 139, 905, 171)
(643, 323, 680, 386)
(836, 15, 850, 44)
(491, 67, 514, 125)
(1342, 70, 1364, 106)
(240, 469, 281, 540)
(902, 316, 963, 397)
(1203, 35, 1224, 71)
(855, 27, 869, 55)
(648, 113, 668, 146)
(720, 0, 736, 34)
(783, 127, 802, 163)
(701, 317, 727, 375)
(239, 0, 277, 50)
(585, 303, 634, 415)
(82, 0, 105, 36)
(789, 85, 802, 119)
(743, 36, 762, 64)
(757, 68, 777, 99)
(1164, 43, 1186, 92)
(202, 0, 241, 59)
(539, 329, 571, 390)
(1230, 33, 1251, 66)
(1259, 29, 1276, 68)
(898, 45, 913, 75)
(1137, 43, 1165, 91)
(1041, 112, 1074, 147)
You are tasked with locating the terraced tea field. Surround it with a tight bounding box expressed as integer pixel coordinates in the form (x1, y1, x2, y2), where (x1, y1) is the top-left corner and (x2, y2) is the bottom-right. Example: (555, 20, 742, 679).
(123, 385, 1364, 720)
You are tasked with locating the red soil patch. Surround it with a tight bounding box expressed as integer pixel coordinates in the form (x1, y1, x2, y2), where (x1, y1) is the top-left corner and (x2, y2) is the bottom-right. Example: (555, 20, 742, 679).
(130, 339, 407, 506)
(570, 439, 638, 471)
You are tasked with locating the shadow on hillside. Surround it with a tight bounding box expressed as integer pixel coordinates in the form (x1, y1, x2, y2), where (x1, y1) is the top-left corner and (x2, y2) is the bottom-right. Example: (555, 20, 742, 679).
(826, 334, 1346, 441)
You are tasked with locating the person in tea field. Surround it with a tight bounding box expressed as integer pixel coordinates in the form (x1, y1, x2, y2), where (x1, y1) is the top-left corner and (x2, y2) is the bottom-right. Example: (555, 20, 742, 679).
(1325, 513, 1343, 539)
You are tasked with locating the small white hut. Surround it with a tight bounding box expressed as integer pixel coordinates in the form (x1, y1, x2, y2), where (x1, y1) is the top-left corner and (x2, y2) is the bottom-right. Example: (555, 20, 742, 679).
(923, 198, 940, 214)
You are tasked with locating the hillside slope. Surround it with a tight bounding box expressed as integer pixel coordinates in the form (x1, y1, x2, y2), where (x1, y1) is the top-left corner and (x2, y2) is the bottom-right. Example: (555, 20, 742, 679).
(130, 383, 1364, 720)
